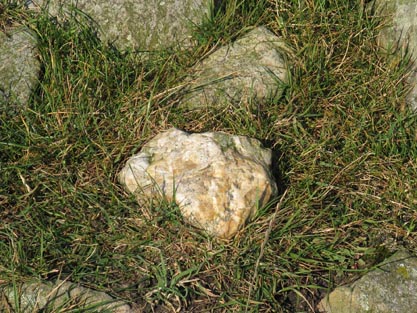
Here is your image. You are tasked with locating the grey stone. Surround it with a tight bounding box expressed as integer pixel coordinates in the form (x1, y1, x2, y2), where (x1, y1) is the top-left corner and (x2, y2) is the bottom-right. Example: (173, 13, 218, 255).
(118, 128, 277, 239)
(0, 27, 40, 114)
(372, 0, 417, 110)
(1, 279, 132, 312)
(318, 249, 417, 313)
(29, 0, 212, 51)
(180, 26, 289, 110)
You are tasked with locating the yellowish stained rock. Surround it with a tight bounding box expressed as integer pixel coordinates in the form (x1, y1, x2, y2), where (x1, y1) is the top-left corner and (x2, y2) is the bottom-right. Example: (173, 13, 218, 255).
(119, 128, 277, 239)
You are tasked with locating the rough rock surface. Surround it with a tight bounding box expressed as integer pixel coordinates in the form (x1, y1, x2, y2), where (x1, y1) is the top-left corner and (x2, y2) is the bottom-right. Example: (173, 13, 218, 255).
(318, 249, 417, 313)
(180, 26, 289, 109)
(1, 279, 132, 312)
(0, 27, 40, 114)
(372, 0, 417, 110)
(119, 128, 277, 239)
(28, 0, 211, 51)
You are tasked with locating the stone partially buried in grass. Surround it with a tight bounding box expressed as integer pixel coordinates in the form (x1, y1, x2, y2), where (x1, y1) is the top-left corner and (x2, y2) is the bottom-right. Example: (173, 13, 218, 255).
(372, 0, 417, 110)
(1, 279, 131, 312)
(118, 128, 277, 239)
(318, 249, 417, 313)
(180, 26, 289, 110)
(0, 26, 40, 114)
(29, 0, 211, 51)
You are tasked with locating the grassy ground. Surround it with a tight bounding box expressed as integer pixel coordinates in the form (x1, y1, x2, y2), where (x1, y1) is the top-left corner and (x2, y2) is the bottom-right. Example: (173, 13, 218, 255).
(1, 0, 417, 312)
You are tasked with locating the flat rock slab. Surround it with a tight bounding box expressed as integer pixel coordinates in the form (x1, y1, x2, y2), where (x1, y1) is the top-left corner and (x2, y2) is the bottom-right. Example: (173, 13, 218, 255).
(1, 279, 132, 312)
(0, 27, 40, 114)
(318, 250, 417, 313)
(180, 26, 289, 110)
(29, 0, 211, 51)
(119, 128, 277, 239)
(372, 0, 417, 110)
